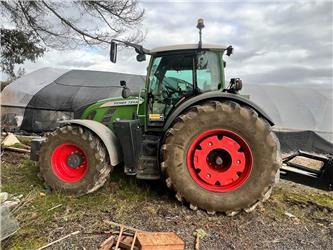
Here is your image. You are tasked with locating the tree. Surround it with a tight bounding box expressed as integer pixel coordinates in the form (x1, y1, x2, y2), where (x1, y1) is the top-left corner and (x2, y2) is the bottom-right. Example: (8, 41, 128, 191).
(1, 29, 45, 79)
(1, 0, 144, 78)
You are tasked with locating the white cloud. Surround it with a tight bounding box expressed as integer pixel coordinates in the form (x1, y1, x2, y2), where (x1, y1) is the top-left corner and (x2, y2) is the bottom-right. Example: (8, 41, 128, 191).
(7, 0, 333, 86)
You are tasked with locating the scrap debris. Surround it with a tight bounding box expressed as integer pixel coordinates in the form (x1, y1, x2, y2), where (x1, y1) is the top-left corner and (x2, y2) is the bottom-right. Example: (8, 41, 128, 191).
(47, 204, 62, 212)
(36, 231, 80, 250)
(1, 133, 21, 147)
(137, 232, 184, 250)
(284, 211, 301, 224)
(1, 133, 31, 153)
(0, 199, 19, 241)
(193, 229, 208, 250)
(100, 221, 142, 250)
(100, 221, 184, 250)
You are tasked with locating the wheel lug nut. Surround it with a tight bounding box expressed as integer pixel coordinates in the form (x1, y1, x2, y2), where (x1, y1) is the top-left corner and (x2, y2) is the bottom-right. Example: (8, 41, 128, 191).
(208, 142, 212, 146)
(207, 174, 211, 178)
(237, 160, 241, 164)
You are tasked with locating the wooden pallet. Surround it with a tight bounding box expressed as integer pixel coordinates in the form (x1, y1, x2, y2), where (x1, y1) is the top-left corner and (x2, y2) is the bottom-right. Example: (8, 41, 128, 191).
(99, 221, 185, 250)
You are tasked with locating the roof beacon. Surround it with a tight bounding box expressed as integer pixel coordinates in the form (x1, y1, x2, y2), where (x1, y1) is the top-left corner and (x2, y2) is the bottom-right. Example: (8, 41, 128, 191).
(197, 18, 205, 50)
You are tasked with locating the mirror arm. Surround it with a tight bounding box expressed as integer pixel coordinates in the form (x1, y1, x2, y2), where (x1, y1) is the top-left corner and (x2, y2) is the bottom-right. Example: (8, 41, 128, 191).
(111, 39, 150, 55)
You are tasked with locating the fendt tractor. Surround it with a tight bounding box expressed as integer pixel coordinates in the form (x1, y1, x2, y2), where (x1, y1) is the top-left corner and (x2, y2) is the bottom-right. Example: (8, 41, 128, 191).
(32, 19, 281, 215)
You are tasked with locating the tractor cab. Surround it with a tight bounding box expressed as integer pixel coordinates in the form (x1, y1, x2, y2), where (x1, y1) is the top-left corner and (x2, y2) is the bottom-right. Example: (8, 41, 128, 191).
(147, 44, 226, 121)
(109, 19, 236, 126)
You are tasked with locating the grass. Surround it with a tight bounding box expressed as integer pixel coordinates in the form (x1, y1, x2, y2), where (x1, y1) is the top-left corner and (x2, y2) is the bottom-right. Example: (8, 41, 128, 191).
(16, 136, 33, 146)
(1, 151, 333, 249)
(267, 184, 333, 222)
(1, 152, 159, 249)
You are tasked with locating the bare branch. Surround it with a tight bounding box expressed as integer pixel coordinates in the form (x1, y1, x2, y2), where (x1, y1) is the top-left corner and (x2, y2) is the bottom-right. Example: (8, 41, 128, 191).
(1, 0, 145, 49)
(1, 1, 145, 78)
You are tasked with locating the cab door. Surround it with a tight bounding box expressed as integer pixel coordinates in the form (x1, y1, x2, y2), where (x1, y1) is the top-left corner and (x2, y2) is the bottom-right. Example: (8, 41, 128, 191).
(146, 52, 195, 128)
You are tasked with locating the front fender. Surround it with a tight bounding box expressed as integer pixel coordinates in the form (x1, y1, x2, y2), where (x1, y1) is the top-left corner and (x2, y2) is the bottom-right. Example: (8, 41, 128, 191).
(163, 91, 274, 131)
(61, 119, 121, 166)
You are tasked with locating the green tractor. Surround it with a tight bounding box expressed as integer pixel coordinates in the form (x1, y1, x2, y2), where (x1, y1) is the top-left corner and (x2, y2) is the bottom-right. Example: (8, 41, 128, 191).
(34, 20, 281, 215)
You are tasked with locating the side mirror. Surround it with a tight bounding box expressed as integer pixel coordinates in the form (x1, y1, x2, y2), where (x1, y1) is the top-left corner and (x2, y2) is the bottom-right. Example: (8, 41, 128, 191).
(120, 80, 126, 87)
(226, 45, 233, 57)
(110, 41, 117, 63)
(120, 80, 130, 98)
(136, 53, 146, 62)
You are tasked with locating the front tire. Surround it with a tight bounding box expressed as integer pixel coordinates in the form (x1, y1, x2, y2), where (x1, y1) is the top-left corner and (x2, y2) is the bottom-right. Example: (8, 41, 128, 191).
(39, 125, 112, 196)
(161, 101, 281, 214)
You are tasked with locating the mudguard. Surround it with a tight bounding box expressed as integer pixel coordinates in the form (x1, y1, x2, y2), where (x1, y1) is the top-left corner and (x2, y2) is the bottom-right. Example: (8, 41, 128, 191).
(61, 119, 121, 166)
(163, 91, 274, 131)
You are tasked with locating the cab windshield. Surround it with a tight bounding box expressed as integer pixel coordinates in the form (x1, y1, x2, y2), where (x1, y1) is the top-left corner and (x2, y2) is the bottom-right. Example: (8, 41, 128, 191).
(148, 50, 222, 117)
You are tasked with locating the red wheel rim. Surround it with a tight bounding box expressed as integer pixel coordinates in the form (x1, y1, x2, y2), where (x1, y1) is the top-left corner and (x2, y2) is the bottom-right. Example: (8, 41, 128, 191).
(186, 129, 253, 192)
(51, 143, 88, 182)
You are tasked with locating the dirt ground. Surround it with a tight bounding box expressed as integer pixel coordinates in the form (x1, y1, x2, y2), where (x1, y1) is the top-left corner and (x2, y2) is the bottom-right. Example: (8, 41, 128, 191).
(1, 151, 333, 250)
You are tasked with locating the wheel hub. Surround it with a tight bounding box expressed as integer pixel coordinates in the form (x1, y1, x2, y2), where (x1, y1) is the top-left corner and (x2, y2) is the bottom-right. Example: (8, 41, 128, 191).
(187, 129, 253, 192)
(207, 149, 232, 171)
(66, 153, 84, 169)
(51, 143, 88, 182)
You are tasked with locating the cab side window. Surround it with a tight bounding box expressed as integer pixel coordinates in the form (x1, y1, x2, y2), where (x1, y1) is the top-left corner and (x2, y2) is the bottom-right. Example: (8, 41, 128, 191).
(196, 51, 221, 91)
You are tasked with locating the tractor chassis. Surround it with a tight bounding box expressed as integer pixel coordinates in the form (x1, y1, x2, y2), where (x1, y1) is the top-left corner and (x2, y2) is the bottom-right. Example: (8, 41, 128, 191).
(113, 119, 161, 180)
(32, 140, 333, 191)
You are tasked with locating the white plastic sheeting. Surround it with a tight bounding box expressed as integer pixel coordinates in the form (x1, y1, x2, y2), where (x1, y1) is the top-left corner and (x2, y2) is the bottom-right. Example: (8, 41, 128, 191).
(1, 67, 70, 108)
(242, 84, 332, 143)
(1, 68, 144, 132)
(1, 68, 332, 146)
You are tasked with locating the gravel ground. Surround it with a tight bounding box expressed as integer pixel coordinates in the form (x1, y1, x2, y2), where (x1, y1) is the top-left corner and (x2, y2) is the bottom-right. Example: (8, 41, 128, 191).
(49, 183, 333, 250)
(1, 151, 333, 249)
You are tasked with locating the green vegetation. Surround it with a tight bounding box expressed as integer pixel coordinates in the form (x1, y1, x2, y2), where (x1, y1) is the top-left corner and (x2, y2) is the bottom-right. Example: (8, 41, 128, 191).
(267, 185, 333, 222)
(1, 153, 158, 249)
(1, 152, 332, 249)
(16, 136, 33, 146)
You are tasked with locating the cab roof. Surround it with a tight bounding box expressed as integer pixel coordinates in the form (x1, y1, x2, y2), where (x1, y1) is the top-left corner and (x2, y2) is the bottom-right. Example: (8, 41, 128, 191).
(150, 43, 227, 54)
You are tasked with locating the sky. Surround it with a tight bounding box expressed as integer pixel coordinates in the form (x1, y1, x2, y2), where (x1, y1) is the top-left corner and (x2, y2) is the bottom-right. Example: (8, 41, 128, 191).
(4, 0, 333, 86)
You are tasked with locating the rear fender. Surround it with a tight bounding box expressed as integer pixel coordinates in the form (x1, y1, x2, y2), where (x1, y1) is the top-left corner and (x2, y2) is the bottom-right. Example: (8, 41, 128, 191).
(61, 119, 121, 166)
(163, 91, 274, 131)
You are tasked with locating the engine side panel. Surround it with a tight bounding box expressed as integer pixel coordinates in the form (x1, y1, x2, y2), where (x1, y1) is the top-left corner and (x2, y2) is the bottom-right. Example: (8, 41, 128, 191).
(81, 96, 144, 129)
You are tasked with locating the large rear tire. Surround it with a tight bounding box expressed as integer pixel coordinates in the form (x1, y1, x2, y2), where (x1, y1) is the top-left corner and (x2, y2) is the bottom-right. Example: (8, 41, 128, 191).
(39, 125, 112, 196)
(161, 101, 281, 214)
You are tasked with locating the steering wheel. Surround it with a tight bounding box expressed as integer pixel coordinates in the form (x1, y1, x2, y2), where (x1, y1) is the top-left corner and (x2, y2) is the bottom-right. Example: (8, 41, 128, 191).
(175, 79, 192, 91)
(162, 84, 176, 99)
(162, 78, 192, 99)
(165, 84, 179, 93)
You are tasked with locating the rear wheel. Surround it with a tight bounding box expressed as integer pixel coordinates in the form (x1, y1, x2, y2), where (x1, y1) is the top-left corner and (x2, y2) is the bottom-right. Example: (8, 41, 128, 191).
(39, 125, 112, 196)
(161, 101, 281, 214)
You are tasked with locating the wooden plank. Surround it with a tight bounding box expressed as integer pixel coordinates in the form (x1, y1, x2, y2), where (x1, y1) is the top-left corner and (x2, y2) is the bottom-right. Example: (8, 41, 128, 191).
(99, 235, 115, 250)
(137, 232, 185, 250)
(104, 220, 146, 232)
(119, 236, 139, 250)
(114, 226, 124, 250)
(3, 146, 30, 153)
(131, 231, 138, 250)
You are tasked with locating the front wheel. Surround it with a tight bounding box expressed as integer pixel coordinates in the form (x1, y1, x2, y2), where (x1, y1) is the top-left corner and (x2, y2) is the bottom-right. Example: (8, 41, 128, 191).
(161, 101, 281, 214)
(39, 125, 112, 196)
